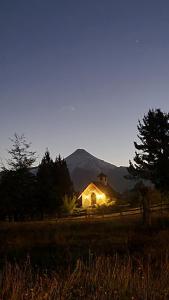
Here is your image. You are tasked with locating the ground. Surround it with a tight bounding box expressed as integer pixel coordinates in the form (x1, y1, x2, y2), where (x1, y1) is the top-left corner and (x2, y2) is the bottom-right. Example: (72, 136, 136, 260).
(1, 213, 169, 299)
(0, 211, 169, 268)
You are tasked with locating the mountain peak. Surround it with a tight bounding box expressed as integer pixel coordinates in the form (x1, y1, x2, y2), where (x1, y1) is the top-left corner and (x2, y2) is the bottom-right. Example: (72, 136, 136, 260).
(66, 148, 116, 174)
(70, 149, 92, 158)
(74, 149, 88, 154)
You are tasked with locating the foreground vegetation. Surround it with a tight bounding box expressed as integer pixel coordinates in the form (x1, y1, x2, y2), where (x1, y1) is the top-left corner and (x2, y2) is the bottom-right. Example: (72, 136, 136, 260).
(1, 253, 169, 300)
(0, 213, 169, 298)
(0, 213, 169, 262)
(0, 215, 163, 260)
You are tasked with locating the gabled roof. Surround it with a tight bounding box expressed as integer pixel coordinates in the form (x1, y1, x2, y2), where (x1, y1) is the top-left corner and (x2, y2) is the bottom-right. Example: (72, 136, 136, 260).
(92, 181, 118, 198)
(78, 182, 101, 199)
(78, 181, 118, 199)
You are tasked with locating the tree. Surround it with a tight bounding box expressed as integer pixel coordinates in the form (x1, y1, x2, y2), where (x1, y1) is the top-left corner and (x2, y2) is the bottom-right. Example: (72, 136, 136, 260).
(5, 133, 36, 171)
(138, 184, 152, 227)
(0, 134, 37, 220)
(36, 150, 58, 218)
(36, 151, 74, 218)
(128, 109, 169, 226)
(54, 155, 74, 201)
(128, 109, 169, 194)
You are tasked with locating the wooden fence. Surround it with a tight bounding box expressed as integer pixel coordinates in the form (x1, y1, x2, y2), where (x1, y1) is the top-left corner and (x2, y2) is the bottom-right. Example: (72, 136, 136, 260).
(60, 203, 169, 222)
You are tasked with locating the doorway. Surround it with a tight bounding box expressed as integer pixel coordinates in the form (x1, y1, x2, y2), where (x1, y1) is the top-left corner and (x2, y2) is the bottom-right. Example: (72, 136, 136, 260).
(91, 192, 96, 206)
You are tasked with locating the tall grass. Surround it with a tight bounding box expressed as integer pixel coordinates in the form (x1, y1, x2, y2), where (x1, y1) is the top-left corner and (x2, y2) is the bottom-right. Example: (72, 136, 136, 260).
(1, 215, 169, 299)
(1, 254, 169, 300)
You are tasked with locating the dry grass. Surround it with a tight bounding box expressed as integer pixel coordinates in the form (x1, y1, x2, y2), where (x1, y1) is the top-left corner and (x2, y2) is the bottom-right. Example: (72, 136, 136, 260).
(1, 215, 169, 299)
(1, 254, 169, 300)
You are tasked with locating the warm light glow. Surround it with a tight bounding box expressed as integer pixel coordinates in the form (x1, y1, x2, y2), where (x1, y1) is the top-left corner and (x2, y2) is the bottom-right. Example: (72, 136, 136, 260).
(80, 183, 112, 208)
(97, 193, 105, 200)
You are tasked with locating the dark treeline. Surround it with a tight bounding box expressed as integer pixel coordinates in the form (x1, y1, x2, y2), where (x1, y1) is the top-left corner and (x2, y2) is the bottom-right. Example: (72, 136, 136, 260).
(0, 134, 74, 221)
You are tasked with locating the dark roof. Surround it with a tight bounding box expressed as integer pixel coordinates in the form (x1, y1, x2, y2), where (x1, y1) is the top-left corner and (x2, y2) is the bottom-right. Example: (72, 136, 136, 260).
(97, 172, 107, 178)
(92, 181, 118, 198)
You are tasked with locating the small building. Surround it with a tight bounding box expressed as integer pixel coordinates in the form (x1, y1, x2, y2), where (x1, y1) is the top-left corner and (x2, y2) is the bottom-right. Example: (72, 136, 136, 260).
(79, 173, 117, 208)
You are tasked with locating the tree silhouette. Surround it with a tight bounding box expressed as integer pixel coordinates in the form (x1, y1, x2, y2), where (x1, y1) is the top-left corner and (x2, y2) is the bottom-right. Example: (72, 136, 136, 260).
(54, 155, 74, 201)
(36, 150, 58, 218)
(37, 151, 74, 218)
(5, 133, 36, 171)
(128, 109, 169, 194)
(128, 109, 169, 226)
(0, 134, 37, 220)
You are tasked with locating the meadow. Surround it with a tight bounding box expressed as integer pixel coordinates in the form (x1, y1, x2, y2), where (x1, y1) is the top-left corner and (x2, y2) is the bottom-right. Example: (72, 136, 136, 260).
(1, 213, 169, 299)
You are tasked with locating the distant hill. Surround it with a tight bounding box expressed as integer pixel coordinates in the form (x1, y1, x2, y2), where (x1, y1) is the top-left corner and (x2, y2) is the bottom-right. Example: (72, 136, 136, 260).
(65, 149, 135, 193)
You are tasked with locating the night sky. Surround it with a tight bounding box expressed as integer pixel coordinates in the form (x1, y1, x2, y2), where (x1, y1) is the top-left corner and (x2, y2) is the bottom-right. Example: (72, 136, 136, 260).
(1, 0, 169, 167)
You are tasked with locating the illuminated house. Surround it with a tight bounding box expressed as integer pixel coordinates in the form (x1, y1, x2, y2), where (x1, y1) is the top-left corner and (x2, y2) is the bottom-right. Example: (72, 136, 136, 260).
(79, 173, 117, 208)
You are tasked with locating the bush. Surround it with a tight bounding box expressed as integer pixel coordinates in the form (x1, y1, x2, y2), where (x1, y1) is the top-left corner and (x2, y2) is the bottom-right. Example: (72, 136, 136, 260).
(62, 194, 77, 215)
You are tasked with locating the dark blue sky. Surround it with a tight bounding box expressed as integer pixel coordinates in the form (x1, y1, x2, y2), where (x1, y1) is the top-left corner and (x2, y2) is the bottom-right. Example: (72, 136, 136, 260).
(1, 0, 169, 166)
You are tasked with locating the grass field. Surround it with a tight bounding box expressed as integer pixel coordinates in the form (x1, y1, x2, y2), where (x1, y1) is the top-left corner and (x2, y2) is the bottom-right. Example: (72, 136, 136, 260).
(1, 213, 169, 299)
(0, 212, 169, 266)
(0, 215, 138, 268)
(2, 253, 169, 299)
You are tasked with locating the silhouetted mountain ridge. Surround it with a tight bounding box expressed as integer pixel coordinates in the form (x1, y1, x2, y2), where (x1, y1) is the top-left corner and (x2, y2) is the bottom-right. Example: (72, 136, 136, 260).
(65, 149, 135, 193)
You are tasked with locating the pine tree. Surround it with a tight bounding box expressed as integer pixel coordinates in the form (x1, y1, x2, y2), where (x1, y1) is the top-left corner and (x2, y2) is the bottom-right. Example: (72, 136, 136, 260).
(36, 150, 57, 218)
(5, 133, 36, 171)
(128, 109, 169, 226)
(37, 152, 74, 218)
(128, 109, 169, 194)
(0, 134, 37, 220)
(54, 155, 74, 200)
